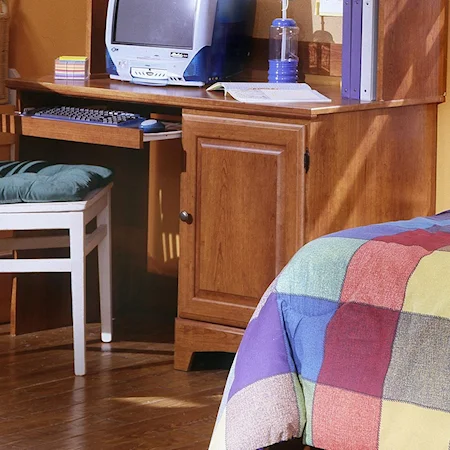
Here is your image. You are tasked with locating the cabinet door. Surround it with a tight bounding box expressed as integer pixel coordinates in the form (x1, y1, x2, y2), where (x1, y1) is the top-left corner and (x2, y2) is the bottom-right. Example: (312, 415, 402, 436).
(179, 111, 306, 328)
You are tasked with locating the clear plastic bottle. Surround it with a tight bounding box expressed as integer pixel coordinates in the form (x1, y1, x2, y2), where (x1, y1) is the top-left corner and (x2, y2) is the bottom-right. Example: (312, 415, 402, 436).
(268, 18, 299, 83)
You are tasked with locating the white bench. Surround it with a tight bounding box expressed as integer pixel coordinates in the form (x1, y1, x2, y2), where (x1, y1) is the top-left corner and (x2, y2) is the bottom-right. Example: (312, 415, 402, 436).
(0, 183, 113, 375)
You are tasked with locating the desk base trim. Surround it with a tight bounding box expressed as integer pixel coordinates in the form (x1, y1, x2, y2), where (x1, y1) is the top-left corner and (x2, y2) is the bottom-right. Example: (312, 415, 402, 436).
(174, 318, 244, 371)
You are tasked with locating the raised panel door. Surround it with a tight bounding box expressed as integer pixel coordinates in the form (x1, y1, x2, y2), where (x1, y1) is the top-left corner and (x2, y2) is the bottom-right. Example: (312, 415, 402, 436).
(178, 111, 306, 328)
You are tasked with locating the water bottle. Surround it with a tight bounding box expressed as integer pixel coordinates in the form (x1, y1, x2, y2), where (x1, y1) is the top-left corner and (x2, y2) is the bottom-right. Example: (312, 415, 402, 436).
(268, 18, 299, 83)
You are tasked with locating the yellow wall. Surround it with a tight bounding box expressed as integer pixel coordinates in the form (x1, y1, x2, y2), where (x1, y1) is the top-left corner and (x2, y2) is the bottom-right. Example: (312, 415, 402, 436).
(436, 11, 450, 213)
(9, 0, 86, 78)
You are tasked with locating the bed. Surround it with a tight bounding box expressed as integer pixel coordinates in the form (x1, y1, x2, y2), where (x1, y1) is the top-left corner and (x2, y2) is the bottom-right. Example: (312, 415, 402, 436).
(209, 213, 450, 450)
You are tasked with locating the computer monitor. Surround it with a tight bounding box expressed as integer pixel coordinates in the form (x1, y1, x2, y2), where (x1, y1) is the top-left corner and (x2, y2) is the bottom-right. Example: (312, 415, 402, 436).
(105, 0, 256, 87)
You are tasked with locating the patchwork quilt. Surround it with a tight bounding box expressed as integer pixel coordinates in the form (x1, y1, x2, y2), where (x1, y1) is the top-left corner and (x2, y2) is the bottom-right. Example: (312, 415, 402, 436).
(209, 213, 450, 450)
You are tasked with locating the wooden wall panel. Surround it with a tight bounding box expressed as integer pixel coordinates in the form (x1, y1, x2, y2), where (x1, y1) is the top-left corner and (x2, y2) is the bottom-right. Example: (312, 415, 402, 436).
(86, 0, 108, 76)
(147, 138, 183, 277)
(377, 0, 447, 101)
(306, 104, 437, 242)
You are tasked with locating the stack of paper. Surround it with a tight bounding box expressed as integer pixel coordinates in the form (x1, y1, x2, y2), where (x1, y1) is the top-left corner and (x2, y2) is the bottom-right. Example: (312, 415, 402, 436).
(207, 82, 331, 104)
(54, 56, 89, 80)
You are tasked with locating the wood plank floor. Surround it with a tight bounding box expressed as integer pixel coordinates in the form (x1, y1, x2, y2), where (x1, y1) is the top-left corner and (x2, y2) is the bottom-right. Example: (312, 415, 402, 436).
(0, 312, 231, 450)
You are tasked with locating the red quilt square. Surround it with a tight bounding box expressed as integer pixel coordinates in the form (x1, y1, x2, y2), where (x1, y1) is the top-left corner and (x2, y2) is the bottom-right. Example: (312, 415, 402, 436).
(318, 302, 400, 397)
(340, 240, 429, 310)
(374, 229, 450, 251)
(312, 385, 381, 450)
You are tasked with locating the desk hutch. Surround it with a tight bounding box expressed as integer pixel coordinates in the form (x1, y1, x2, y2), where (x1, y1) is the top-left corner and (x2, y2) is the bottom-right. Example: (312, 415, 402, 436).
(1, 0, 447, 370)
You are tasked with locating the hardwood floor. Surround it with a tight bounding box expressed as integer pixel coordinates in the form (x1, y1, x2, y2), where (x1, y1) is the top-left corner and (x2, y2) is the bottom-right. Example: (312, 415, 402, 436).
(0, 312, 231, 450)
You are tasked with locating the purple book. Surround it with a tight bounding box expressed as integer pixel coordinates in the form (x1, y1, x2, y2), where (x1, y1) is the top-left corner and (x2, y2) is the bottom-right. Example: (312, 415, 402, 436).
(341, 0, 352, 98)
(350, 0, 363, 99)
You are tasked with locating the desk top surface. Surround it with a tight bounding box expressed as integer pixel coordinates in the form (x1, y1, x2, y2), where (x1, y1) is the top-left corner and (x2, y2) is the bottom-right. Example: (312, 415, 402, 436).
(7, 76, 444, 120)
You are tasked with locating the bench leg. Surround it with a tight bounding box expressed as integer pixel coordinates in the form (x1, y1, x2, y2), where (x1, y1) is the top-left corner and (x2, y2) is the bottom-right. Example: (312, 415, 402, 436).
(97, 193, 113, 343)
(70, 214, 87, 376)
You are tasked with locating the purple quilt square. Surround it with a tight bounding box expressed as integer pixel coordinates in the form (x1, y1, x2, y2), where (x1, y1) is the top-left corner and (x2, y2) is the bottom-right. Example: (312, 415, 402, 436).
(426, 224, 450, 234)
(328, 223, 405, 240)
(318, 302, 400, 397)
(374, 229, 450, 251)
(228, 292, 292, 400)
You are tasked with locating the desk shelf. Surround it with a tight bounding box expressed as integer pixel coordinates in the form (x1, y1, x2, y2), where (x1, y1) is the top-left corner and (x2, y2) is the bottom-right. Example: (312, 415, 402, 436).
(19, 116, 182, 149)
(143, 122, 182, 143)
(143, 130, 182, 143)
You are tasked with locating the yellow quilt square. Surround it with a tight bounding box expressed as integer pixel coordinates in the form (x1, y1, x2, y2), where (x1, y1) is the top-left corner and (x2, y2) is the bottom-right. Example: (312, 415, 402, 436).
(403, 251, 450, 319)
(379, 400, 450, 449)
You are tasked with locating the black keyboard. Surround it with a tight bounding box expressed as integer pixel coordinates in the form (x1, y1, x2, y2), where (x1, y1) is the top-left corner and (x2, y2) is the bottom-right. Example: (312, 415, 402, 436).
(23, 106, 145, 127)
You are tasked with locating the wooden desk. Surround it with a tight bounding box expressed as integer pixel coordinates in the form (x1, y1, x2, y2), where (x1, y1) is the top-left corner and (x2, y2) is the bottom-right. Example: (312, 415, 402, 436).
(3, 76, 442, 369)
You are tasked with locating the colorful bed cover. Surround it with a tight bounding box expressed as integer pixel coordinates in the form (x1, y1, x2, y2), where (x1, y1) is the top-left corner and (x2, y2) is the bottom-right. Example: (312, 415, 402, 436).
(209, 213, 450, 450)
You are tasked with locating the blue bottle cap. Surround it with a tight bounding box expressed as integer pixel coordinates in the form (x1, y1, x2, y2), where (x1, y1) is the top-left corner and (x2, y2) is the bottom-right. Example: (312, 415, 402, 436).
(271, 18, 297, 27)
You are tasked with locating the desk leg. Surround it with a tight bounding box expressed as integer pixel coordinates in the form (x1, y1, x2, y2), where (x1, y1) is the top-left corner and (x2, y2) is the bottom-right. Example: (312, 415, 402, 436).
(0, 126, 17, 325)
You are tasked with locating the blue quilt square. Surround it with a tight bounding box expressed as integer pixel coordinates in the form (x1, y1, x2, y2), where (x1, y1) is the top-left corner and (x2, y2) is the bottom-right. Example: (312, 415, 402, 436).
(279, 293, 339, 382)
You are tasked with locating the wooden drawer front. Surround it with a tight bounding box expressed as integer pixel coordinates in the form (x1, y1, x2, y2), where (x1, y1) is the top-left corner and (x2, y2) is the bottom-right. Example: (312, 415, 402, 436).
(179, 112, 306, 328)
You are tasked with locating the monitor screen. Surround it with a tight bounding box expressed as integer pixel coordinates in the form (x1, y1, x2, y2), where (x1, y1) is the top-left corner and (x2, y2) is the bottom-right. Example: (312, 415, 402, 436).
(113, 0, 199, 49)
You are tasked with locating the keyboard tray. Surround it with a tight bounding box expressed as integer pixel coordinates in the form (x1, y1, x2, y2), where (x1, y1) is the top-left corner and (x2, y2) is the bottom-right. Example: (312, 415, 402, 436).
(19, 116, 182, 149)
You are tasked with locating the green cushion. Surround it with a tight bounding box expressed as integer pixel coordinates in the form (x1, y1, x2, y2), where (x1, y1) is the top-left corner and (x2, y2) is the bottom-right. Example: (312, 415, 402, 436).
(0, 161, 113, 203)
